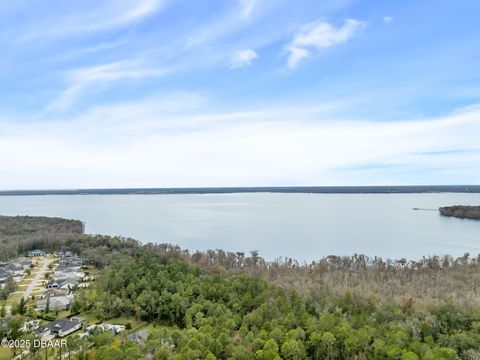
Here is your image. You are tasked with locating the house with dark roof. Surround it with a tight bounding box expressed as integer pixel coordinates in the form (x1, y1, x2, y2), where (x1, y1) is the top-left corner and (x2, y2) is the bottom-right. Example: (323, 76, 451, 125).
(56, 250, 75, 258)
(34, 318, 82, 337)
(56, 263, 82, 271)
(57, 257, 82, 267)
(46, 278, 78, 290)
(27, 250, 45, 257)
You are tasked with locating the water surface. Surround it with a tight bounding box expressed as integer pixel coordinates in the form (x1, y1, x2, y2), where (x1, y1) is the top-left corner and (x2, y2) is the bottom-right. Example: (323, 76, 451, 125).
(0, 193, 479, 261)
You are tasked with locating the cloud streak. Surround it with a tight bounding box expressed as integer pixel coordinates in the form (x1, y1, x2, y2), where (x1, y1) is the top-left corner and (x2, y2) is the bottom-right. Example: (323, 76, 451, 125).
(286, 19, 366, 68)
(229, 49, 258, 69)
(47, 61, 168, 112)
(1, 101, 479, 189)
(17, 0, 167, 42)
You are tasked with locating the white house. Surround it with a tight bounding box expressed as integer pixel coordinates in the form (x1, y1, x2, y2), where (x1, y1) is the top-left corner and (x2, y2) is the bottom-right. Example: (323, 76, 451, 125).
(34, 318, 82, 338)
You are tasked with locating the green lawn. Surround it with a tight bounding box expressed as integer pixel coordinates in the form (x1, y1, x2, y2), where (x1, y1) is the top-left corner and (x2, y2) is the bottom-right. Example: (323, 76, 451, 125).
(6, 292, 25, 306)
(74, 312, 100, 325)
(16, 279, 31, 286)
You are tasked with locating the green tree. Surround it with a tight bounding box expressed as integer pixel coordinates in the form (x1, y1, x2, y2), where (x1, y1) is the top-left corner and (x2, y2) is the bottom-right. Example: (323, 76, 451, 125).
(281, 339, 307, 360)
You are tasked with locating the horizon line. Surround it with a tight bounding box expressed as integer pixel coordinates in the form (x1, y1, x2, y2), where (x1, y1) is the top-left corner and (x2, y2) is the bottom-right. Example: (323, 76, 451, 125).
(0, 185, 479, 196)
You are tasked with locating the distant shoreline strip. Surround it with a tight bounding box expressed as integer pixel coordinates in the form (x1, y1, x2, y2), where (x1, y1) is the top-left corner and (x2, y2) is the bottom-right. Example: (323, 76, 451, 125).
(0, 185, 479, 196)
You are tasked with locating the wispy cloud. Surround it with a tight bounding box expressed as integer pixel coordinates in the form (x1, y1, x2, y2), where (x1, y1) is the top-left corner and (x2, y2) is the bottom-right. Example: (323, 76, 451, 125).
(286, 19, 366, 68)
(47, 61, 168, 112)
(1, 100, 479, 189)
(383, 16, 394, 23)
(239, 0, 259, 18)
(17, 0, 166, 42)
(229, 49, 258, 69)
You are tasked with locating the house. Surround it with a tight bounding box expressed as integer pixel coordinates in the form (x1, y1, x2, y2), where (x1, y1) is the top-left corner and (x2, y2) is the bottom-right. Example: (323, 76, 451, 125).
(10, 257, 32, 269)
(27, 250, 45, 257)
(56, 251, 74, 258)
(57, 257, 83, 267)
(46, 278, 78, 290)
(36, 295, 73, 311)
(0, 269, 11, 283)
(86, 323, 125, 335)
(53, 259, 85, 281)
(34, 318, 82, 338)
(54, 271, 85, 282)
(128, 331, 149, 344)
(57, 262, 82, 270)
(40, 288, 69, 299)
(6, 263, 25, 277)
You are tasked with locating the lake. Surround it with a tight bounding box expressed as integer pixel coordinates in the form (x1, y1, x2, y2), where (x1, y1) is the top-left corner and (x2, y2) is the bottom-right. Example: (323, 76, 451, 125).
(1, 193, 479, 262)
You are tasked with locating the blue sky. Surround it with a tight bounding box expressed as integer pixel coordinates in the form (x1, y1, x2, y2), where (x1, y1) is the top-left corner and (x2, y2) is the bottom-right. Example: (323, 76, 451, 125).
(0, 0, 479, 189)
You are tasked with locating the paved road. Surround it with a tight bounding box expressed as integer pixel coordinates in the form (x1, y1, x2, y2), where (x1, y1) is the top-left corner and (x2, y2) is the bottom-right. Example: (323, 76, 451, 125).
(22, 257, 54, 300)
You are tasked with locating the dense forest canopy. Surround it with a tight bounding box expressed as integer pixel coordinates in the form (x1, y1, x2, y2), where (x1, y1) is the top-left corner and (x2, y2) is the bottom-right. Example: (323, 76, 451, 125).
(1, 215, 480, 359)
(66, 254, 479, 359)
(0, 215, 83, 236)
(0, 215, 83, 261)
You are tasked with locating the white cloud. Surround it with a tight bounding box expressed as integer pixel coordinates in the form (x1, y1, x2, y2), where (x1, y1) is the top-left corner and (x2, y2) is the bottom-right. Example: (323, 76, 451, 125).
(286, 47, 310, 70)
(1, 102, 479, 189)
(229, 49, 258, 69)
(47, 61, 168, 112)
(122, 0, 163, 23)
(286, 19, 366, 68)
(383, 16, 394, 23)
(239, 0, 259, 18)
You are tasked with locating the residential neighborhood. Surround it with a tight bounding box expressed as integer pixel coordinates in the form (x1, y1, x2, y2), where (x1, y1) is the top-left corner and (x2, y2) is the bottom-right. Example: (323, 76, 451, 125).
(0, 250, 114, 359)
(0, 248, 156, 359)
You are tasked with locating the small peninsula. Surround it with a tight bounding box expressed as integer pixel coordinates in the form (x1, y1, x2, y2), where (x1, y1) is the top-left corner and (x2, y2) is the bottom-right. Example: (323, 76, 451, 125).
(439, 205, 480, 220)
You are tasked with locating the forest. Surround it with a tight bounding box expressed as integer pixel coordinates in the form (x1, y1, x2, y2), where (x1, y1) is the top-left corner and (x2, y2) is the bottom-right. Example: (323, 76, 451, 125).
(439, 206, 480, 220)
(70, 254, 480, 359)
(1, 216, 480, 359)
(0, 215, 83, 261)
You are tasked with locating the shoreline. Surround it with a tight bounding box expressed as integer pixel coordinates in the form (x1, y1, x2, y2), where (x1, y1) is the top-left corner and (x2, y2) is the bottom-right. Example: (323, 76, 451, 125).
(1, 185, 480, 196)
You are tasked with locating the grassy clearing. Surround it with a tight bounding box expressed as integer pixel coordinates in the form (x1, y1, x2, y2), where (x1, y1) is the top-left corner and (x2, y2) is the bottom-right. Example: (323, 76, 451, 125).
(73, 312, 99, 325)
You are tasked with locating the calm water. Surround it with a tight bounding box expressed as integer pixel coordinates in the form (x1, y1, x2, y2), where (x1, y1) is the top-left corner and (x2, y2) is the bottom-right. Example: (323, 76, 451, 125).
(0, 193, 479, 261)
